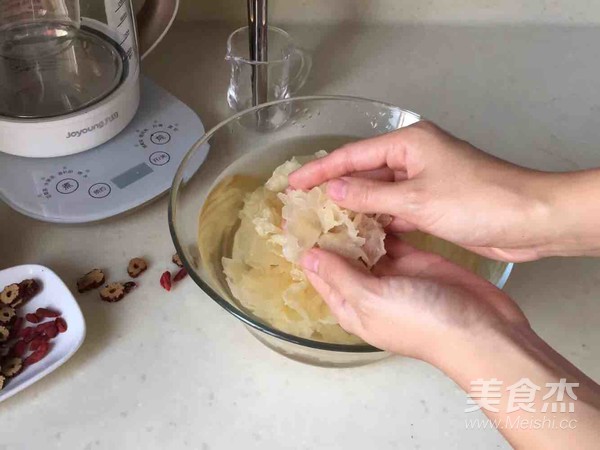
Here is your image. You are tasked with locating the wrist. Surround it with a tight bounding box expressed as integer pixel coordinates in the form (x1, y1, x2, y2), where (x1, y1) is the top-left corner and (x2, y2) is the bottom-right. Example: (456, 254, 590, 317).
(539, 169, 600, 257)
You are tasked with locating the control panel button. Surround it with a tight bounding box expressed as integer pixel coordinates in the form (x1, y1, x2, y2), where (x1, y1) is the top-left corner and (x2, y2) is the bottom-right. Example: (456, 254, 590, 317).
(150, 131, 171, 145)
(56, 178, 79, 195)
(88, 183, 112, 199)
(149, 151, 170, 166)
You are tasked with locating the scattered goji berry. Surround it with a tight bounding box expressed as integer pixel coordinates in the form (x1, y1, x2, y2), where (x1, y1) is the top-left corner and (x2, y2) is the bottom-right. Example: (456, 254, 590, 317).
(160, 271, 172, 291)
(173, 268, 188, 282)
(25, 313, 41, 324)
(36, 308, 60, 318)
(55, 317, 67, 333)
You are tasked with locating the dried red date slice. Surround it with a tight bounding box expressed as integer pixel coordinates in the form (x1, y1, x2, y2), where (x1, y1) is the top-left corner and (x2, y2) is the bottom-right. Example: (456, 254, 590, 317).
(77, 269, 106, 293)
(25, 313, 41, 324)
(172, 253, 183, 268)
(36, 308, 60, 318)
(123, 282, 136, 294)
(0, 325, 9, 343)
(15, 279, 40, 307)
(99, 283, 126, 303)
(55, 317, 68, 333)
(0, 306, 15, 324)
(0, 284, 19, 306)
(173, 268, 188, 282)
(160, 271, 172, 291)
(127, 257, 148, 278)
(1, 357, 23, 377)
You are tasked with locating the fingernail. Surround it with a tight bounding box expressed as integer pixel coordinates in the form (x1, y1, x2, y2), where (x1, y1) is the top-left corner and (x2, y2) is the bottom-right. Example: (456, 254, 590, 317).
(327, 179, 348, 201)
(300, 251, 320, 273)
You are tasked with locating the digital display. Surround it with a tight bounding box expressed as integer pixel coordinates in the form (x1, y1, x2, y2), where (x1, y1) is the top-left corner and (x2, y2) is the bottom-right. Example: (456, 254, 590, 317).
(111, 163, 153, 189)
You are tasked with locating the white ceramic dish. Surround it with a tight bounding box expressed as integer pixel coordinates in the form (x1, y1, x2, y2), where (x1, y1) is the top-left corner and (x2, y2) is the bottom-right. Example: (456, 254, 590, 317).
(0, 265, 86, 403)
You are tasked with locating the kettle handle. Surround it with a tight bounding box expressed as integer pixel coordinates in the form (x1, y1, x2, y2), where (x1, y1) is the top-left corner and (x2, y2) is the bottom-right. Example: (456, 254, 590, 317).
(136, 0, 179, 60)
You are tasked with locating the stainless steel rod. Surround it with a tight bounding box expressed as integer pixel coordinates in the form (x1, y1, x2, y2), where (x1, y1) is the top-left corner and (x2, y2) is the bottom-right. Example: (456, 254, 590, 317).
(247, 0, 268, 107)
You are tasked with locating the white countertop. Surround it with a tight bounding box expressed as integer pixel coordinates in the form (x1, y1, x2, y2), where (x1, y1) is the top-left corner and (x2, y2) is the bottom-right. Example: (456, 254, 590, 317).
(1, 22, 599, 450)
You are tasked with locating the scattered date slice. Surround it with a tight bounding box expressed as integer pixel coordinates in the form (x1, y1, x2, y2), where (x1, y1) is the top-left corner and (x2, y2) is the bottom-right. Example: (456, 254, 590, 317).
(127, 257, 148, 278)
(99, 283, 126, 303)
(77, 269, 106, 293)
(123, 282, 137, 294)
(172, 253, 183, 268)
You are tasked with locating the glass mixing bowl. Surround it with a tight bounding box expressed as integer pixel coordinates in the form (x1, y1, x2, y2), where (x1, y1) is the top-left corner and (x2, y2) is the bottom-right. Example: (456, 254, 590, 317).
(169, 96, 513, 367)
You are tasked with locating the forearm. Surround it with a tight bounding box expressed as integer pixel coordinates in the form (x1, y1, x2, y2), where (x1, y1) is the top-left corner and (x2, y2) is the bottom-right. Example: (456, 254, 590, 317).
(537, 168, 600, 258)
(433, 324, 600, 449)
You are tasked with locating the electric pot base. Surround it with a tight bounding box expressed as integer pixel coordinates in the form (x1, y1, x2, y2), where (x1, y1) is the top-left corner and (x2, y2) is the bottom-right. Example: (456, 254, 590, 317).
(0, 76, 209, 224)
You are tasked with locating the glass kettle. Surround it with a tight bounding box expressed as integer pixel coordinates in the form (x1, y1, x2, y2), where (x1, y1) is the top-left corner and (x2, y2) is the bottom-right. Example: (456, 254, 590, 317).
(0, 0, 178, 157)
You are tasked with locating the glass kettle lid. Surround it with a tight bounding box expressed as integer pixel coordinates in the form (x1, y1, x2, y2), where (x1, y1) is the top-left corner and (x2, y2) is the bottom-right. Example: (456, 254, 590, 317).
(0, 0, 133, 119)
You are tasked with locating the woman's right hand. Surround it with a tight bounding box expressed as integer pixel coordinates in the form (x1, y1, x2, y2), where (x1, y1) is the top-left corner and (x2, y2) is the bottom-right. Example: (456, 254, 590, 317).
(289, 121, 600, 261)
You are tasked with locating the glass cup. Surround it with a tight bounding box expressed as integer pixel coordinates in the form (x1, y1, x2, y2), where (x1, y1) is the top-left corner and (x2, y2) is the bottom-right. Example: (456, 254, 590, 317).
(226, 26, 311, 130)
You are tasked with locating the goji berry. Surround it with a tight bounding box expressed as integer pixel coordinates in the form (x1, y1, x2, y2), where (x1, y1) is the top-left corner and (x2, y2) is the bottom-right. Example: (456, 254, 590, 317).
(18, 326, 34, 339)
(24, 342, 49, 366)
(173, 268, 188, 282)
(24, 330, 40, 343)
(35, 321, 55, 332)
(25, 313, 41, 324)
(160, 271, 172, 291)
(55, 317, 68, 333)
(44, 323, 58, 339)
(36, 308, 60, 318)
(11, 340, 27, 357)
(30, 336, 49, 351)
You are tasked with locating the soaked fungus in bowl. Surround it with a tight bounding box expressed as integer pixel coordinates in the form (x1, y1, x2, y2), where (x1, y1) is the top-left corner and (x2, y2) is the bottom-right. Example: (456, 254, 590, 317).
(198, 151, 510, 345)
